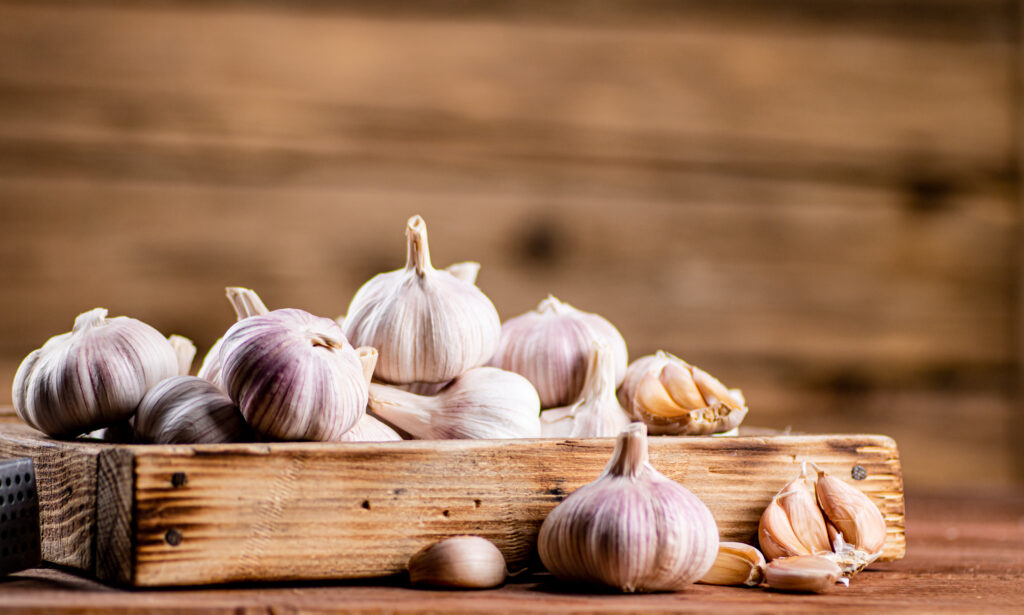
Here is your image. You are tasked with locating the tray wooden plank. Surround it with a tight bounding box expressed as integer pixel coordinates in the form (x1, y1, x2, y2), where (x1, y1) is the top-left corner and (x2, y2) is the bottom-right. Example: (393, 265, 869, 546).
(0, 422, 904, 587)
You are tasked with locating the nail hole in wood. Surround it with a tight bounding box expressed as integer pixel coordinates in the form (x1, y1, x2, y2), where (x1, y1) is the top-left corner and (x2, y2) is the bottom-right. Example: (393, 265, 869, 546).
(171, 472, 188, 488)
(442, 509, 450, 518)
(473, 499, 482, 508)
(164, 528, 183, 547)
(361, 500, 371, 510)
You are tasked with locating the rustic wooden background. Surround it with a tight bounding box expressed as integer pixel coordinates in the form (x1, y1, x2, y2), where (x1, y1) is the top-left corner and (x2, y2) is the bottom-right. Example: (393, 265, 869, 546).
(0, 1, 1019, 488)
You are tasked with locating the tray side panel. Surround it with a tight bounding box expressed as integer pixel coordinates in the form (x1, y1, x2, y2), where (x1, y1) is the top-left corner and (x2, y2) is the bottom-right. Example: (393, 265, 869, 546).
(129, 434, 904, 586)
(96, 447, 135, 585)
(0, 423, 105, 571)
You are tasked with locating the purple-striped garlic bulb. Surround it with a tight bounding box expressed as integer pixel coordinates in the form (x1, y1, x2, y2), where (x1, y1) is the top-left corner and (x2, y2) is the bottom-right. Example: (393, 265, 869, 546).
(343, 215, 501, 385)
(13, 308, 180, 438)
(135, 376, 251, 444)
(197, 286, 270, 388)
(489, 295, 627, 409)
(539, 340, 630, 438)
(367, 367, 541, 440)
(219, 309, 375, 441)
(538, 422, 719, 592)
(618, 351, 747, 436)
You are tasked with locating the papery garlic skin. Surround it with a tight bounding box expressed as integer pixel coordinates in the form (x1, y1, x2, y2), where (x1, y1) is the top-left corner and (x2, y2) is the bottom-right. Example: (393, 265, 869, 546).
(13, 308, 180, 438)
(220, 309, 369, 442)
(368, 367, 541, 440)
(340, 413, 403, 442)
(197, 287, 270, 388)
(618, 351, 747, 435)
(539, 341, 630, 438)
(490, 295, 627, 409)
(135, 376, 250, 444)
(408, 536, 507, 589)
(538, 423, 719, 592)
(344, 216, 501, 384)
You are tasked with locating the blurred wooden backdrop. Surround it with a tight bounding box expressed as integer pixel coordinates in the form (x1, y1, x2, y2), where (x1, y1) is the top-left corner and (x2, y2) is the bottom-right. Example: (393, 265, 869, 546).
(0, 1, 1019, 488)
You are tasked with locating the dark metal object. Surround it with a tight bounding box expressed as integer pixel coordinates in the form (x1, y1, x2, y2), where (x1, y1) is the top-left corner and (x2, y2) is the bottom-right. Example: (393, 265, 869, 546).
(0, 458, 41, 575)
(851, 465, 868, 480)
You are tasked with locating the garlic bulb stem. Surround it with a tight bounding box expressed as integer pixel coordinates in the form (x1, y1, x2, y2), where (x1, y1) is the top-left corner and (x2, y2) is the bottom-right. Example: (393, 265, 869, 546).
(168, 335, 197, 376)
(406, 215, 433, 277)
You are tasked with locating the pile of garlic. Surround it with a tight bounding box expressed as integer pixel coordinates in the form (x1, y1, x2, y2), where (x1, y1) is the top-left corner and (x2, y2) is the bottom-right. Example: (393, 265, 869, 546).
(11, 214, 749, 444)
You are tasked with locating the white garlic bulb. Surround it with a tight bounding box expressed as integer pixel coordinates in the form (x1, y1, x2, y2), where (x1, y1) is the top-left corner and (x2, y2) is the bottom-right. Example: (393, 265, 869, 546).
(340, 414, 403, 442)
(135, 376, 250, 444)
(618, 351, 748, 435)
(489, 295, 627, 408)
(197, 287, 270, 388)
(368, 367, 541, 440)
(538, 423, 719, 592)
(540, 340, 630, 438)
(343, 215, 501, 384)
(219, 309, 372, 442)
(13, 308, 180, 438)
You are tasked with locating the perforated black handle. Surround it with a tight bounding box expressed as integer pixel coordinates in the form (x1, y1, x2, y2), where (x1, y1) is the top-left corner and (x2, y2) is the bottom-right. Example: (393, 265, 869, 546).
(0, 458, 41, 575)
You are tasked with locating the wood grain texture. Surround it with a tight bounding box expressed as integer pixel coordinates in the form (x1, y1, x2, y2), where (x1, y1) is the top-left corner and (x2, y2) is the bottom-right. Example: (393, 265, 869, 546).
(0, 422, 102, 572)
(94, 448, 134, 586)
(1, 490, 1017, 613)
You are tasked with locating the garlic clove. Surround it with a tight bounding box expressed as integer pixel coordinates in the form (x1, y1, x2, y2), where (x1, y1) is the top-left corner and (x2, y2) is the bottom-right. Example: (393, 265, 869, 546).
(357, 346, 378, 386)
(758, 468, 831, 560)
(13, 308, 180, 438)
(490, 295, 628, 409)
(135, 376, 251, 444)
(538, 423, 719, 592)
(692, 367, 742, 410)
(814, 466, 887, 571)
(764, 555, 843, 593)
(220, 309, 368, 442)
(368, 367, 541, 440)
(168, 335, 197, 376)
(344, 216, 501, 384)
(699, 542, 766, 587)
(634, 371, 689, 419)
(659, 361, 705, 410)
(340, 413, 403, 442)
(407, 536, 507, 589)
(540, 341, 630, 438)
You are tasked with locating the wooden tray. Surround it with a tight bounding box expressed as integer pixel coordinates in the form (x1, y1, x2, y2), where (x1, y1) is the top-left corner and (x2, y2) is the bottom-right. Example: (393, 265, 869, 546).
(0, 421, 905, 587)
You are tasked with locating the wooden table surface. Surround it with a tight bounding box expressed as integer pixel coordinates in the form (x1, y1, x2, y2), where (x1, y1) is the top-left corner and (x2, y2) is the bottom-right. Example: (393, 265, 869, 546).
(1, 490, 1021, 614)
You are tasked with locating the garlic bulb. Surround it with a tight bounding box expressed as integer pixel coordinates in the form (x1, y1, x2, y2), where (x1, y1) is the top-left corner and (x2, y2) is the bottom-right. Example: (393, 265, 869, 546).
(343, 215, 501, 384)
(407, 536, 507, 589)
(13, 308, 180, 437)
(368, 367, 541, 440)
(538, 423, 719, 592)
(758, 465, 831, 561)
(197, 287, 270, 388)
(490, 295, 627, 408)
(219, 309, 372, 441)
(340, 414, 403, 442)
(135, 376, 250, 444)
(618, 351, 747, 435)
(539, 340, 630, 438)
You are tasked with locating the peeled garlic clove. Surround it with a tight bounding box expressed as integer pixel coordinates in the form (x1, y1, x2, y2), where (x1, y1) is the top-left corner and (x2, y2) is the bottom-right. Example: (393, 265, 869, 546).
(539, 340, 629, 438)
(759, 467, 831, 560)
(764, 555, 842, 593)
(197, 287, 271, 388)
(13, 308, 180, 437)
(490, 295, 627, 409)
(168, 335, 197, 376)
(340, 413, 403, 442)
(814, 466, 887, 570)
(220, 309, 368, 441)
(343, 215, 501, 384)
(368, 367, 541, 440)
(699, 542, 766, 586)
(135, 376, 250, 444)
(538, 423, 719, 592)
(620, 351, 748, 436)
(408, 536, 507, 589)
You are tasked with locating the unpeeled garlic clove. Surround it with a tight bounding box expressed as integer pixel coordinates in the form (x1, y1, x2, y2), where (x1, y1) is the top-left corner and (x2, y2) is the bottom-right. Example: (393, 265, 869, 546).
(408, 536, 507, 589)
(489, 295, 627, 409)
(764, 555, 842, 593)
(698, 542, 766, 587)
(134, 376, 251, 444)
(368, 367, 541, 440)
(197, 287, 270, 388)
(758, 466, 832, 560)
(814, 466, 887, 572)
(619, 351, 747, 435)
(538, 423, 719, 592)
(13, 308, 180, 437)
(220, 309, 369, 441)
(539, 340, 630, 438)
(343, 215, 501, 384)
